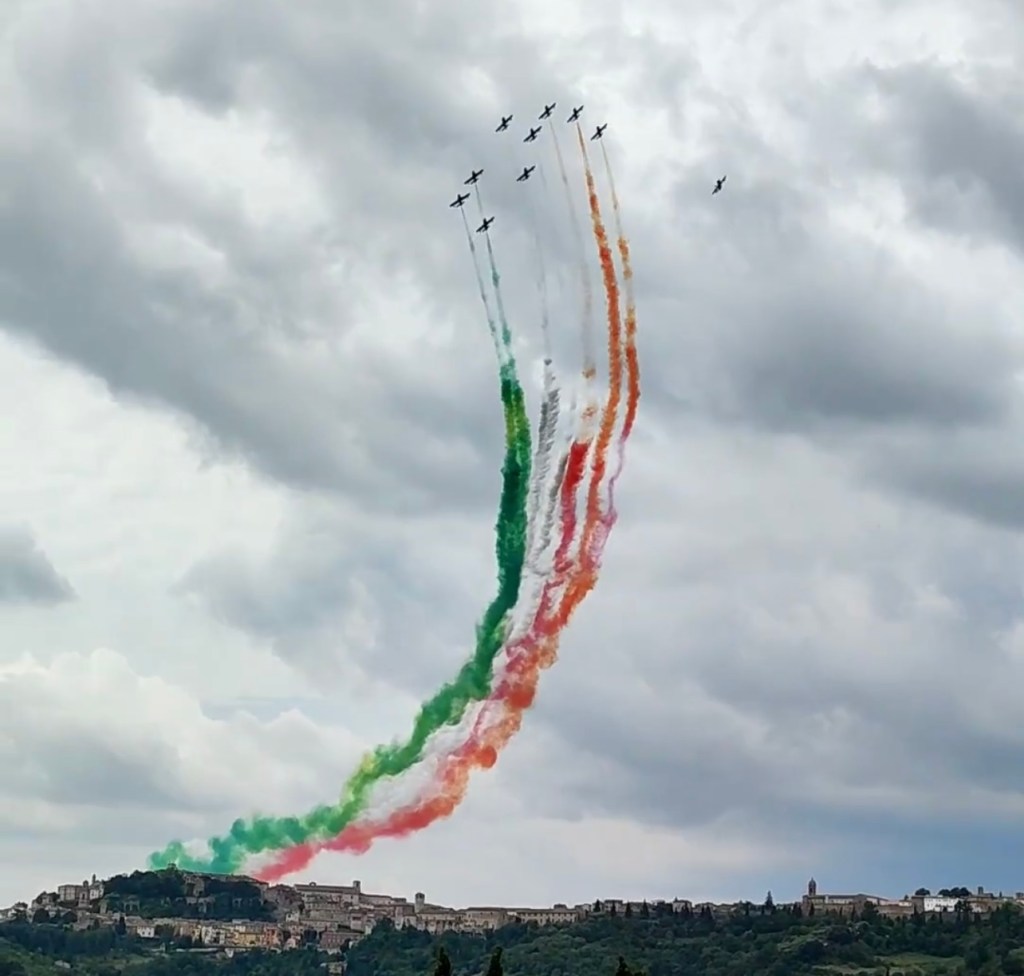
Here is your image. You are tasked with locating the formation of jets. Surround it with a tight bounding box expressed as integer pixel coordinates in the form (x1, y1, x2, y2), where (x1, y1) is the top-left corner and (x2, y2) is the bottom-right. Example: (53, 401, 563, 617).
(453, 98, 728, 233)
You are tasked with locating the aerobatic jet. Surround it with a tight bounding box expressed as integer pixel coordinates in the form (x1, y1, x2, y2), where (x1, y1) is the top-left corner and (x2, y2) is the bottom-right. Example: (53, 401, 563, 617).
(567, 105, 583, 122)
(712, 175, 727, 195)
(516, 165, 535, 182)
(464, 169, 483, 185)
(476, 216, 494, 233)
(539, 102, 555, 119)
(524, 126, 541, 142)
(496, 115, 513, 132)
(591, 124, 607, 140)
(449, 192, 470, 208)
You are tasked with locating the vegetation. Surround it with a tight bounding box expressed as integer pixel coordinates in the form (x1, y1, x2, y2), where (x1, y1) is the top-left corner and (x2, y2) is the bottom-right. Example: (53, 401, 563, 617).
(7, 898, 1024, 976)
(101, 871, 271, 922)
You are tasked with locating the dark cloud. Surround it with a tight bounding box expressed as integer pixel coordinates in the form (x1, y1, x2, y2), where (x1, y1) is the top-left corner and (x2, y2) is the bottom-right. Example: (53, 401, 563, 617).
(8, 0, 1024, 909)
(0, 526, 74, 605)
(854, 61, 1024, 254)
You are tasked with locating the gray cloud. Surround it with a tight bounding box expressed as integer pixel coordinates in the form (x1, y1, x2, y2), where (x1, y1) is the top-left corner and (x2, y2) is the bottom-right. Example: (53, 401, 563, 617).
(853, 61, 1024, 254)
(0, 526, 74, 605)
(7, 0, 1024, 910)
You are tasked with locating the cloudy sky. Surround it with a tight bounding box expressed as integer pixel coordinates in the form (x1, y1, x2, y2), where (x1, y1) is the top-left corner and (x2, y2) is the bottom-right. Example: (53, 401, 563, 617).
(4, 0, 1024, 911)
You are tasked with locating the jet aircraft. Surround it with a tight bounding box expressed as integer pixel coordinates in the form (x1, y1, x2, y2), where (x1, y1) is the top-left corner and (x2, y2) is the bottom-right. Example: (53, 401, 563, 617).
(712, 175, 727, 195)
(516, 165, 535, 182)
(524, 126, 541, 142)
(567, 105, 583, 122)
(591, 124, 607, 140)
(476, 216, 494, 233)
(539, 103, 555, 119)
(496, 115, 512, 132)
(464, 169, 483, 185)
(449, 192, 469, 208)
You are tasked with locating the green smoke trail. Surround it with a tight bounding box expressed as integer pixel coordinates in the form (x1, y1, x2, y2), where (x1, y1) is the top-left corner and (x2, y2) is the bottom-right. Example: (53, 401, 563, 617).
(148, 210, 532, 876)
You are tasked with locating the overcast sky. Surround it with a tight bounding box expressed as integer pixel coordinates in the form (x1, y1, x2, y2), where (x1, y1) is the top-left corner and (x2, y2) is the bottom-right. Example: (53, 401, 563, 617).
(4, 0, 1024, 911)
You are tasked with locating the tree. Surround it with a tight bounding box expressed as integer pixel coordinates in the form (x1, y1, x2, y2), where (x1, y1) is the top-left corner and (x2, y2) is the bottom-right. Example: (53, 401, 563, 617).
(433, 947, 452, 976)
(764, 891, 775, 914)
(640, 900, 650, 919)
(31, 909, 49, 925)
(624, 903, 633, 918)
(915, 888, 931, 897)
(485, 947, 503, 976)
(615, 956, 632, 976)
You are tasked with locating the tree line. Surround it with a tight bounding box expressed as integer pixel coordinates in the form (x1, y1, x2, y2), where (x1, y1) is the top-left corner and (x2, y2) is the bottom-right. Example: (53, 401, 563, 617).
(9, 896, 1024, 976)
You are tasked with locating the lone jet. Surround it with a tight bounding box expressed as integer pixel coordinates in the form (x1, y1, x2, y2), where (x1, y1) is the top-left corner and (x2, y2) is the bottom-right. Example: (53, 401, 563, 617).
(524, 125, 541, 142)
(449, 192, 469, 208)
(516, 165, 535, 182)
(591, 123, 607, 140)
(712, 175, 727, 195)
(496, 115, 513, 132)
(567, 105, 583, 122)
(539, 102, 556, 119)
(464, 169, 483, 185)
(476, 216, 494, 233)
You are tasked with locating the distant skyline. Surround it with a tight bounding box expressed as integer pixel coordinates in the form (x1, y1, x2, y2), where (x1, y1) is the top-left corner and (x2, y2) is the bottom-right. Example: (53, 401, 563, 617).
(8, 868, 1024, 912)
(4, 0, 1024, 910)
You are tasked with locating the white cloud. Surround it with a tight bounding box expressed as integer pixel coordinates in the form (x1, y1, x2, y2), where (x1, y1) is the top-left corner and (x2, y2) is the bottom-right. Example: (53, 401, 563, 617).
(2, 0, 1024, 916)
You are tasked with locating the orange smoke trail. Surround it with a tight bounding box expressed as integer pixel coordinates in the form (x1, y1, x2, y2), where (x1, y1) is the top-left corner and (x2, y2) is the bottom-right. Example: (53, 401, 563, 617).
(254, 130, 637, 883)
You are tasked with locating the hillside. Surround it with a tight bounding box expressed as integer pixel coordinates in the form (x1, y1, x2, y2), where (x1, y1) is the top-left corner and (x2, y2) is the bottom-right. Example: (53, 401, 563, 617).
(101, 870, 271, 922)
(343, 904, 1024, 976)
(6, 899, 1024, 976)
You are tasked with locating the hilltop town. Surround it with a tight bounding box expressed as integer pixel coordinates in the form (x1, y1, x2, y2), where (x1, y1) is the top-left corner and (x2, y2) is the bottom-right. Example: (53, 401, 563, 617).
(4, 871, 1024, 957)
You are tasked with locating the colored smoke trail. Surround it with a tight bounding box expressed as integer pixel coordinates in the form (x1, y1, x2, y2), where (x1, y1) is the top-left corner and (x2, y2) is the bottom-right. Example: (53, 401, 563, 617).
(551, 124, 599, 429)
(148, 199, 533, 876)
(520, 173, 560, 575)
(599, 137, 640, 473)
(564, 122, 623, 589)
(255, 131, 639, 882)
(516, 176, 564, 637)
(459, 207, 502, 361)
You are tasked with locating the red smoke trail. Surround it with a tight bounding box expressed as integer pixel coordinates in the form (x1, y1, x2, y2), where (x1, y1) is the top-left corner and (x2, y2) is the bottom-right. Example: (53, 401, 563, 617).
(255, 130, 637, 884)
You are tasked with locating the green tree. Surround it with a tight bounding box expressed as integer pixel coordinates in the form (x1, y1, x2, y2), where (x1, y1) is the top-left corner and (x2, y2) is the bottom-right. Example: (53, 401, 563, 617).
(764, 891, 775, 914)
(484, 947, 503, 976)
(615, 956, 632, 976)
(432, 947, 452, 976)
